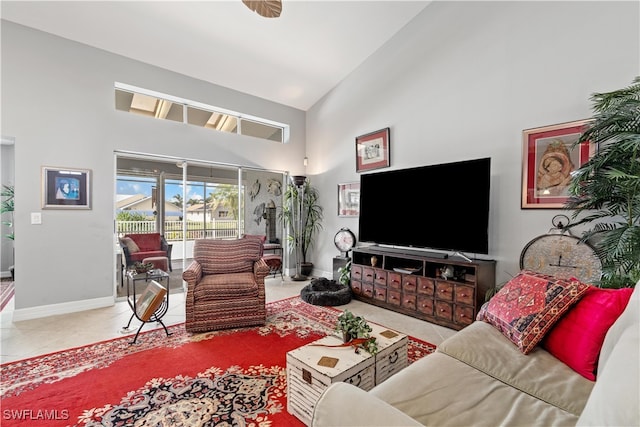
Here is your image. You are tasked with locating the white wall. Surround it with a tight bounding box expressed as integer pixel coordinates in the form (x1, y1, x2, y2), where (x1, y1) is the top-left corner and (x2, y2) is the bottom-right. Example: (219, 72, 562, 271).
(1, 21, 306, 316)
(306, 1, 640, 286)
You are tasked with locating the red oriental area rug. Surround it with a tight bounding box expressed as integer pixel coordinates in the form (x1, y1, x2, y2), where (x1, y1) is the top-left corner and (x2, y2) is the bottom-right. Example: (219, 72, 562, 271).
(0, 297, 436, 426)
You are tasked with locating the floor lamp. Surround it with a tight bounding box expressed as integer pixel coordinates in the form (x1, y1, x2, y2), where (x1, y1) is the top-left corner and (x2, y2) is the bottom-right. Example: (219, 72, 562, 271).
(291, 175, 307, 281)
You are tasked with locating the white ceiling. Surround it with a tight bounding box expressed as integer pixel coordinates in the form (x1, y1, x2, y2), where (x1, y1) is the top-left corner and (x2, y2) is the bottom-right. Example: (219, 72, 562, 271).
(1, 1, 430, 111)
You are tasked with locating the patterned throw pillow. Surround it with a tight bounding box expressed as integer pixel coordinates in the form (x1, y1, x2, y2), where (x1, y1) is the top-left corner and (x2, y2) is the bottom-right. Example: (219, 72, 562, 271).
(477, 270, 589, 354)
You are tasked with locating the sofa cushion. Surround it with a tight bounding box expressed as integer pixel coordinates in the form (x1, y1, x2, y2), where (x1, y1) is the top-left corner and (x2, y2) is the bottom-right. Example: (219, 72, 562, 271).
(477, 270, 589, 354)
(194, 272, 259, 301)
(120, 236, 140, 253)
(542, 286, 633, 380)
(194, 238, 262, 275)
(371, 347, 583, 426)
(438, 321, 594, 417)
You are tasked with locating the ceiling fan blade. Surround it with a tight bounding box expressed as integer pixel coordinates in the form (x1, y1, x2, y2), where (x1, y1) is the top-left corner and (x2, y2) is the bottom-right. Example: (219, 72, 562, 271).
(242, 0, 282, 18)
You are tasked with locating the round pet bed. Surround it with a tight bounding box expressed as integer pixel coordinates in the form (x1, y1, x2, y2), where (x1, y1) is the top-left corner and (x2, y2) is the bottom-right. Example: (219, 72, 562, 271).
(300, 277, 352, 306)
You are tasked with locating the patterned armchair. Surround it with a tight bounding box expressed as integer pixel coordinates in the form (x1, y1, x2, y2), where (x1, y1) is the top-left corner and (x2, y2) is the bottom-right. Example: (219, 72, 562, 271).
(182, 238, 270, 333)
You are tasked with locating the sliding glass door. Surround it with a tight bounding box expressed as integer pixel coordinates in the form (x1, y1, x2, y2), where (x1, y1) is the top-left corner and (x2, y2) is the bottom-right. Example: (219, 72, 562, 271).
(115, 152, 286, 293)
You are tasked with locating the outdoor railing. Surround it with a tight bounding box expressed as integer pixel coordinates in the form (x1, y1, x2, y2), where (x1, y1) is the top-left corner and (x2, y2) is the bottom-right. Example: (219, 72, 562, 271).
(117, 220, 244, 241)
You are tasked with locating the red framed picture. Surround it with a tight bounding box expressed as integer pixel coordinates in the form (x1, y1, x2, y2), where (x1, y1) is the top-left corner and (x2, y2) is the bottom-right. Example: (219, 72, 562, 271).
(521, 119, 594, 209)
(356, 127, 390, 172)
(338, 182, 360, 217)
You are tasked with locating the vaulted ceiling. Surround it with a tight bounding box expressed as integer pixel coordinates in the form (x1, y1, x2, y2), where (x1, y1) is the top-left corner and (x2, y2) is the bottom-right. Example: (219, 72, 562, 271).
(1, 1, 430, 111)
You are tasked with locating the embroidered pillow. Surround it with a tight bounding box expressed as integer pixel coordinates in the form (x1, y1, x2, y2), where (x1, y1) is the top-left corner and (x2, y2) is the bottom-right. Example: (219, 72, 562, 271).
(542, 286, 633, 380)
(477, 270, 589, 354)
(120, 237, 140, 254)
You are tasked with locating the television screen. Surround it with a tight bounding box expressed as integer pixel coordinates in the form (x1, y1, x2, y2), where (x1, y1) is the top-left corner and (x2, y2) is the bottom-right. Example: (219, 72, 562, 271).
(358, 157, 491, 255)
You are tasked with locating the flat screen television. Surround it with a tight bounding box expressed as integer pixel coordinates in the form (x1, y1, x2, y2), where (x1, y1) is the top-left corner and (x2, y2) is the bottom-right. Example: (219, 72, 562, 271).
(358, 157, 491, 255)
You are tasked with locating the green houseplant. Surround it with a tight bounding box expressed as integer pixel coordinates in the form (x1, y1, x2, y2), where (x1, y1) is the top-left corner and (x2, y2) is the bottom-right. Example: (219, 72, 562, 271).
(338, 258, 352, 286)
(566, 76, 640, 288)
(1, 185, 15, 280)
(336, 310, 378, 354)
(1, 185, 14, 241)
(280, 176, 323, 278)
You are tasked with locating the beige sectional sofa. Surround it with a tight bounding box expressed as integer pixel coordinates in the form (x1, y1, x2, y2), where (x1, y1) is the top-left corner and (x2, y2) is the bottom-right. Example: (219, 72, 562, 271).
(311, 283, 639, 426)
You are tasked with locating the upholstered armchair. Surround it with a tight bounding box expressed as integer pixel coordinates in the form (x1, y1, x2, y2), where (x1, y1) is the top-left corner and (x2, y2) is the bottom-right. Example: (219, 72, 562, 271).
(119, 233, 173, 271)
(182, 238, 270, 333)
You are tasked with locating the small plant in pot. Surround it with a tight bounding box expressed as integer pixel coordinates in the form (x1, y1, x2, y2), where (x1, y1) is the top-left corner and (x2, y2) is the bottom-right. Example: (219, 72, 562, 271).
(338, 259, 352, 286)
(336, 310, 378, 355)
(132, 261, 154, 274)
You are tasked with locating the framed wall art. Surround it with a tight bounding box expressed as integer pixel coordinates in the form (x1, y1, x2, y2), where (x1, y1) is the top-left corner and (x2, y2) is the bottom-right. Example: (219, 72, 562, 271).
(521, 119, 594, 209)
(338, 182, 360, 217)
(42, 166, 92, 209)
(356, 127, 390, 172)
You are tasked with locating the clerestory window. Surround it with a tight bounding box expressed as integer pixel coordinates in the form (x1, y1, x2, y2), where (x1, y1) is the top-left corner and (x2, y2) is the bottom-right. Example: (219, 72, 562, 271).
(114, 83, 288, 143)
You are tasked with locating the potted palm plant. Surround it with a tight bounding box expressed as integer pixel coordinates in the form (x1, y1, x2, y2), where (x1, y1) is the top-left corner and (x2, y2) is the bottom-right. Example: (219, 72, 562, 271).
(566, 76, 640, 288)
(280, 176, 323, 279)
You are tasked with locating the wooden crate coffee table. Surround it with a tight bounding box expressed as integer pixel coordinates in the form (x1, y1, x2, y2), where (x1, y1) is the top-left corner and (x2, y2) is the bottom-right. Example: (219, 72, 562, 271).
(286, 323, 408, 425)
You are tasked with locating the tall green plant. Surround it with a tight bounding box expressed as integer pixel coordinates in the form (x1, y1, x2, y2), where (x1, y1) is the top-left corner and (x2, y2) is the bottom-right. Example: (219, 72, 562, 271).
(1, 185, 14, 241)
(566, 76, 640, 288)
(280, 178, 323, 263)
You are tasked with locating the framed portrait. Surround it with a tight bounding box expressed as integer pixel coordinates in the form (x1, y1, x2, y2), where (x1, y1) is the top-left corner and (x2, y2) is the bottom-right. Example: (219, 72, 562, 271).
(356, 127, 390, 172)
(521, 119, 594, 209)
(338, 182, 360, 217)
(135, 280, 167, 321)
(42, 166, 91, 209)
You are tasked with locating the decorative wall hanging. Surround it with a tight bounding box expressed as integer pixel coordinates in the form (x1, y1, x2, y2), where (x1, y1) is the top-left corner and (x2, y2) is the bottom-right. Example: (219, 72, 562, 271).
(267, 178, 282, 196)
(249, 179, 261, 201)
(42, 166, 91, 209)
(521, 119, 594, 209)
(356, 127, 390, 172)
(338, 182, 360, 217)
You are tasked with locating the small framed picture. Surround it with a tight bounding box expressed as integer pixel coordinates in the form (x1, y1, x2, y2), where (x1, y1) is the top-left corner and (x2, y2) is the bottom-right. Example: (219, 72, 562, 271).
(338, 182, 360, 217)
(135, 280, 167, 321)
(356, 127, 390, 172)
(521, 120, 595, 209)
(42, 166, 91, 209)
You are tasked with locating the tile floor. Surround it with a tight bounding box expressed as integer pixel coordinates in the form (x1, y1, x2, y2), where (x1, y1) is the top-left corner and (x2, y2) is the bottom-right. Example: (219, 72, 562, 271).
(0, 277, 456, 364)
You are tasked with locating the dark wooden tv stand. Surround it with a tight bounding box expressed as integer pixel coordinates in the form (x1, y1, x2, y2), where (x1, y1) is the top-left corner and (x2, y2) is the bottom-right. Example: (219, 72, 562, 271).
(350, 246, 496, 331)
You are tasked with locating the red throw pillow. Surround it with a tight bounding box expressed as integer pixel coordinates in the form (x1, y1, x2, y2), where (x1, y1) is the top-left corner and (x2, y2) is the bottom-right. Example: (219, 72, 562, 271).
(542, 286, 633, 380)
(477, 270, 589, 354)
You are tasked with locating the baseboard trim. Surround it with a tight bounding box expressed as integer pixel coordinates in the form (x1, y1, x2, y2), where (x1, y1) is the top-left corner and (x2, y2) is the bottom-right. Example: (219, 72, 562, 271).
(12, 296, 115, 322)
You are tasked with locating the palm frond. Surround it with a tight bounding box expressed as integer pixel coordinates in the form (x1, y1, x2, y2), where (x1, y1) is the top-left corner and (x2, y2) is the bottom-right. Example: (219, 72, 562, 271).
(567, 77, 640, 287)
